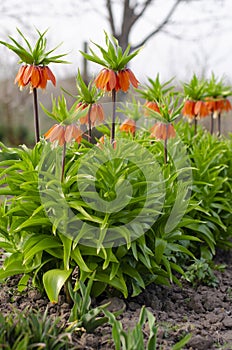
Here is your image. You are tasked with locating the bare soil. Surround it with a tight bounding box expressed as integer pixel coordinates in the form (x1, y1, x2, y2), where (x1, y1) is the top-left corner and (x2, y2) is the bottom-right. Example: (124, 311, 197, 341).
(1, 249, 232, 349)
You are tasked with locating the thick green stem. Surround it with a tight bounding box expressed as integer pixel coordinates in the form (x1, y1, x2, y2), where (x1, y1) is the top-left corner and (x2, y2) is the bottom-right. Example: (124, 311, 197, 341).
(33, 88, 40, 143)
(111, 89, 116, 145)
(61, 141, 67, 182)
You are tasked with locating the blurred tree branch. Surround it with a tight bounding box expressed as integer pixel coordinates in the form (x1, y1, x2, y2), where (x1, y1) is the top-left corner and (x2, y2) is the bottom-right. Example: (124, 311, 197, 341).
(103, 0, 226, 50)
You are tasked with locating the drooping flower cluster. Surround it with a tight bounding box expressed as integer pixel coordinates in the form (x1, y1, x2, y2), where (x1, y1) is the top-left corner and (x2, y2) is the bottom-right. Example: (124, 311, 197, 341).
(44, 123, 82, 146)
(119, 118, 136, 135)
(73, 70, 105, 131)
(182, 74, 232, 135)
(80, 32, 140, 143)
(182, 74, 208, 121)
(182, 98, 232, 121)
(150, 122, 176, 140)
(205, 98, 232, 119)
(77, 102, 105, 126)
(0, 28, 69, 143)
(42, 96, 84, 146)
(0, 28, 68, 92)
(182, 100, 209, 120)
(95, 68, 139, 92)
(81, 32, 140, 94)
(15, 65, 56, 90)
(205, 74, 232, 120)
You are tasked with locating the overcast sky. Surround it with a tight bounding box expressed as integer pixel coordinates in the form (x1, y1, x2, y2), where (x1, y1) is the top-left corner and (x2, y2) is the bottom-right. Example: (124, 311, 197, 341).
(1, 0, 232, 84)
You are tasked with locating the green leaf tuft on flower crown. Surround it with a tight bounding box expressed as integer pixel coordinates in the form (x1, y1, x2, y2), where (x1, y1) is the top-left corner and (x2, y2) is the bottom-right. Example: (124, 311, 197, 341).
(80, 31, 141, 72)
(0, 27, 69, 66)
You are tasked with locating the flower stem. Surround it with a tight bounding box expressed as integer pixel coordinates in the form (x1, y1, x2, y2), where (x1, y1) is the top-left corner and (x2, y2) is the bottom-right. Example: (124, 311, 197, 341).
(61, 141, 67, 182)
(194, 116, 198, 135)
(88, 104, 92, 143)
(164, 124, 168, 164)
(32, 88, 40, 143)
(210, 112, 214, 134)
(111, 89, 116, 145)
(218, 112, 221, 136)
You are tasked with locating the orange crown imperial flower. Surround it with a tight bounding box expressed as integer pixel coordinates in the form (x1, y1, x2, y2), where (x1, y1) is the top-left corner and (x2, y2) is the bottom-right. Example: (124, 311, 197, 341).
(0, 28, 69, 91)
(144, 101, 161, 116)
(44, 123, 82, 146)
(80, 32, 140, 93)
(182, 100, 196, 119)
(77, 102, 105, 126)
(205, 73, 232, 116)
(73, 70, 105, 125)
(95, 68, 139, 92)
(15, 65, 56, 90)
(194, 101, 209, 119)
(150, 123, 176, 140)
(182, 100, 210, 120)
(41, 95, 85, 145)
(216, 99, 232, 113)
(119, 118, 136, 135)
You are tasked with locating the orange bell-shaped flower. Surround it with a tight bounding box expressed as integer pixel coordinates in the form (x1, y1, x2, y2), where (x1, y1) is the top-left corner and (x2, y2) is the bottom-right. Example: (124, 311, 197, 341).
(150, 122, 176, 140)
(119, 118, 136, 135)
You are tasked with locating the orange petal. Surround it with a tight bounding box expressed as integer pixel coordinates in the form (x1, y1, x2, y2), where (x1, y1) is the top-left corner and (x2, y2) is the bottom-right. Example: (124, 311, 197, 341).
(153, 123, 177, 140)
(126, 68, 139, 88)
(220, 99, 232, 112)
(194, 101, 209, 118)
(107, 70, 117, 90)
(167, 124, 176, 138)
(118, 70, 130, 92)
(50, 125, 64, 144)
(96, 104, 105, 123)
(45, 66, 56, 86)
(56, 126, 65, 145)
(151, 123, 170, 140)
(120, 118, 136, 134)
(79, 115, 88, 124)
(64, 124, 74, 143)
(205, 100, 216, 113)
(64, 124, 82, 143)
(73, 126, 82, 144)
(38, 67, 48, 89)
(182, 100, 195, 117)
(225, 99, 232, 111)
(15, 65, 27, 86)
(75, 135, 82, 144)
(145, 101, 160, 116)
(95, 69, 110, 90)
(44, 124, 59, 140)
(31, 66, 41, 88)
(22, 65, 33, 85)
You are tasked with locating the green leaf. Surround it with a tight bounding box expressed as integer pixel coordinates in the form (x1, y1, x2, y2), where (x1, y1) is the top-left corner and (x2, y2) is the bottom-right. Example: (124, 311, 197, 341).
(71, 246, 92, 272)
(172, 333, 192, 350)
(43, 268, 72, 303)
(155, 238, 167, 264)
(14, 218, 51, 232)
(18, 274, 30, 292)
(23, 237, 62, 264)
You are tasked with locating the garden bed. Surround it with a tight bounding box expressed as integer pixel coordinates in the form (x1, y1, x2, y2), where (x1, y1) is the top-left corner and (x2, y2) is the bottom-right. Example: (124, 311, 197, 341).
(1, 249, 232, 350)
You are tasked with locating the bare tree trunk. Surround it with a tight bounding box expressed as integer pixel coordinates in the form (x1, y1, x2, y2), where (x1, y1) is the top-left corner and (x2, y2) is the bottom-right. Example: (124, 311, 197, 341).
(105, 0, 182, 51)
